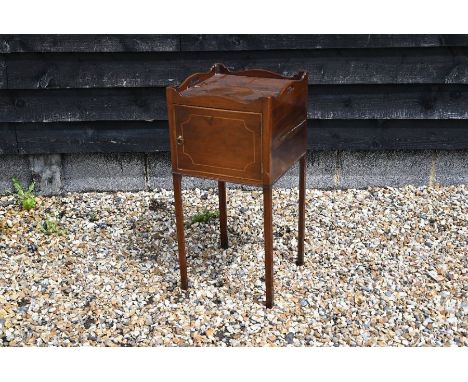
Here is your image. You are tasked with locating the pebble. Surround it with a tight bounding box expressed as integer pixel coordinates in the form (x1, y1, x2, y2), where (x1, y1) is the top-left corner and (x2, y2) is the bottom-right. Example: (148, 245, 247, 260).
(427, 270, 441, 282)
(0, 185, 466, 346)
(285, 332, 295, 344)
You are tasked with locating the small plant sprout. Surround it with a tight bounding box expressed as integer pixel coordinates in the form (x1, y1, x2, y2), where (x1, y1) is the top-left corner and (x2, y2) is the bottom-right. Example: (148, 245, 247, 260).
(11, 177, 36, 210)
(40, 218, 64, 236)
(189, 209, 219, 226)
(88, 211, 98, 222)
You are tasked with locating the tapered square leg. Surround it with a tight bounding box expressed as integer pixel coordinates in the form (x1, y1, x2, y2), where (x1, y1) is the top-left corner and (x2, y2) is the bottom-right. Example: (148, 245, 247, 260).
(297, 155, 306, 266)
(263, 185, 274, 308)
(218, 181, 229, 249)
(172, 173, 188, 290)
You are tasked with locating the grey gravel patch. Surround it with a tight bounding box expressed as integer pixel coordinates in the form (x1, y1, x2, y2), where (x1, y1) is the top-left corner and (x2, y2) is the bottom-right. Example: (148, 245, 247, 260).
(307, 150, 337, 189)
(435, 151, 468, 186)
(62, 153, 145, 192)
(339, 150, 432, 188)
(0, 155, 31, 194)
(0, 185, 466, 346)
(146, 152, 172, 190)
(274, 163, 299, 188)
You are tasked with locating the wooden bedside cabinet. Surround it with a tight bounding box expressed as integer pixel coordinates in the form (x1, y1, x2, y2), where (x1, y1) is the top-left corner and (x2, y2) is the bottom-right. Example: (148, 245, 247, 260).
(166, 63, 308, 308)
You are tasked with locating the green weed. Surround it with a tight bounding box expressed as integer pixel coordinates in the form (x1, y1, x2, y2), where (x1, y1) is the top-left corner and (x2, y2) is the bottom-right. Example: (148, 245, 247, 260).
(11, 177, 36, 210)
(188, 209, 219, 226)
(40, 218, 64, 235)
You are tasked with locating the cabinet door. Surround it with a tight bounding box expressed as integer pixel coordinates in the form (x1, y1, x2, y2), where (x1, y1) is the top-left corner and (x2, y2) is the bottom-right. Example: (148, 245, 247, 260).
(174, 105, 263, 182)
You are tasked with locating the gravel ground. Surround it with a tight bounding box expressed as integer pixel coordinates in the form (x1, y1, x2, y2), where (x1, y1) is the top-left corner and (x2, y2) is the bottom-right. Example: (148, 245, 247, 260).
(0, 185, 466, 346)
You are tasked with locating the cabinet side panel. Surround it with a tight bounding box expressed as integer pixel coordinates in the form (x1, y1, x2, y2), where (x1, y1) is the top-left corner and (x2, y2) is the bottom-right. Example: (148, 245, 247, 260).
(271, 79, 308, 183)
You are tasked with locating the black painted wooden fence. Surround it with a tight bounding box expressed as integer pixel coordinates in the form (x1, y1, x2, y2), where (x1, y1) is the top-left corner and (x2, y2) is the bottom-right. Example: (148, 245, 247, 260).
(1, 34, 468, 155)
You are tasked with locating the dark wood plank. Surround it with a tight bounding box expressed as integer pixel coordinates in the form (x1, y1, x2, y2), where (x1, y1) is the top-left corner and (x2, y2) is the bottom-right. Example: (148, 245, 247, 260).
(6, 119, 468, 154)
(0, 124, 17, 154)
(308, 84, 468, 120)
(14, 121, 167, 154)
(0, 35, 180, 53)
(2, 85, 468, 122)
(308, 120, 468, 150)
(7, 48, 468, 89)
(0, 88, 166, 122)
(3, 35, 468, 53)
(7, 52, 186, 89)
(181, 34, 468, 51)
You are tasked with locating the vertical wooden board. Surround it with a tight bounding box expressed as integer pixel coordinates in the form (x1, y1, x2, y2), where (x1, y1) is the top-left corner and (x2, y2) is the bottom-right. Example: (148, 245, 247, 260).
(0, 124, 17, 154)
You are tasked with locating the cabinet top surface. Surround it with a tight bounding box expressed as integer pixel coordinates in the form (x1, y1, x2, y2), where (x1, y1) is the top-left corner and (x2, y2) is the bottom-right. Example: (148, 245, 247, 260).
(180, 73, 294, 102)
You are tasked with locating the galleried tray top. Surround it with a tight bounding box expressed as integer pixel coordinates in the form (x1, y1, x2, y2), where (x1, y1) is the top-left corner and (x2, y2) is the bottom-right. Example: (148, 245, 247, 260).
(170, 63, 307, 104)
(180, 73, 295, 102)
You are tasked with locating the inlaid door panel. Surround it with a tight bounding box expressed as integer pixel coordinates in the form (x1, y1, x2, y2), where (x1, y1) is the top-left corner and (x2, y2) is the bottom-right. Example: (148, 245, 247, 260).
(173, 105, 262, 182)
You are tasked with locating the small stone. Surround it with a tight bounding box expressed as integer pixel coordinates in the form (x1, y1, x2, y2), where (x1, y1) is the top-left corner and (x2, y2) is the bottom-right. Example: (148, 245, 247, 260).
(427, 271, 440, 282)
(206, 290, 214, 299)
(145, 315, 153, 325)
(28, 243, 38, 253)
(285, 332, 295, 344)
(290, 238, 298, 248)
(205, 328, 215, 337)
(299, 299, 309, 307)
(192, 332, 203, 344)
(447, 317, 458, 325)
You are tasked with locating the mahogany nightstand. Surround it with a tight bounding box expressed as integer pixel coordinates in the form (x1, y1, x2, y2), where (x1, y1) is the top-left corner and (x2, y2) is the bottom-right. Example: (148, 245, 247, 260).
(166, 63, 308, 308)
